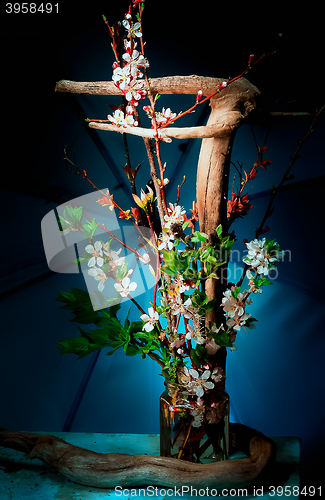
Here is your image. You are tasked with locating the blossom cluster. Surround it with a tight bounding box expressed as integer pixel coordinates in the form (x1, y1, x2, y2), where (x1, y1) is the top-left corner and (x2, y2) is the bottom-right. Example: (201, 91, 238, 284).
(243, 237, 282, 276)
(106, 9, 178, 135)
(107, 11, 149, 127)
(85, 239, 149, 297)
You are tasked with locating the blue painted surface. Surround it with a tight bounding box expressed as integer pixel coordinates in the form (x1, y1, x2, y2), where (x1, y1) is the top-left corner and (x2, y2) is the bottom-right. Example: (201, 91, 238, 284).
(0, 433, 300, 499)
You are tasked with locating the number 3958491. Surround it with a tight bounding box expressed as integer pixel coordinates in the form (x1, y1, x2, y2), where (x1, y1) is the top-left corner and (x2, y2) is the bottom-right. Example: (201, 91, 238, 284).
(5, 3, 59, 13)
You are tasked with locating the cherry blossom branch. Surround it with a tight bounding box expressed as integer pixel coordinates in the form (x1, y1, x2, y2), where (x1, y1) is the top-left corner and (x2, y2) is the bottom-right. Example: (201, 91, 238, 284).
(158, 52, 276, 130)
(102, 15, 121, 65)
(129, 295, 146, 315)
(176, 176, 186, 205)
(154, 142, 168, 212)
(82, 212, 144, 261)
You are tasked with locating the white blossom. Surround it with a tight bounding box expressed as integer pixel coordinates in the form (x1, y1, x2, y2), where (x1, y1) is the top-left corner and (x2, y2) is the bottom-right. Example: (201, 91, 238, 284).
(122, 49, 149, 76)
(155, 107, 177, 124)
(188, 369, 214, 398)
(226, 312, 254, 331)
(88, 267, 107, 292)
(185, 324, 205, 345)
(112, 66, 131, 90)
(114, 276, 137, 297)
(140, 307, 159, 332)
(211, 366, 225, 384)
(243, 238, 279, 276)
(139, 252, 150, 264)
(163, 203, 186, 229)
(103, 246, 126, 270)
(222, 288, 252, 318)
(158, 231, 175, 251)
(85, 241, 104, 267)
(122, 19, 142, 38)
(170, 296, 193, 319)
(178, 366, 192, 387)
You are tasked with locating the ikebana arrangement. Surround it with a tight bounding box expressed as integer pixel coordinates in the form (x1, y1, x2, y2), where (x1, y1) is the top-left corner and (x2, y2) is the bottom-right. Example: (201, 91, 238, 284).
(1, 0, 323, 491)
(55, 0, 287, 464)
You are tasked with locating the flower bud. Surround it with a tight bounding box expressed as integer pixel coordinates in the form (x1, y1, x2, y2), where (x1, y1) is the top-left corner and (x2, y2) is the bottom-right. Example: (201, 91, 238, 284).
(196, 89, 203, 102)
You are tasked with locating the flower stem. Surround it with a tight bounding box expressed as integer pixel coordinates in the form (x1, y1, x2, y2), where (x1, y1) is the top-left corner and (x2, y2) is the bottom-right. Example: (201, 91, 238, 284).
(177, 420, 193, 459)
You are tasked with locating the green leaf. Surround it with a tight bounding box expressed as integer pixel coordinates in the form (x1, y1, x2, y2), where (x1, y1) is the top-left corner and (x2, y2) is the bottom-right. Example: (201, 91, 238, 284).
(191, 231, 208, 243)
(216, 224, 223, 238)
(77, 326, 109, 345)
(70, 310, 103, 324)
(125, 344, 140, 356)
(58, 336, 89, 354)
(161, 266, 177, 277)
(124, 308, 131, 330)
(128, 321, 145, 336)
(107, 304, 121, 318)
(106, 348, 119, 356)
(257, 277, 273, 286)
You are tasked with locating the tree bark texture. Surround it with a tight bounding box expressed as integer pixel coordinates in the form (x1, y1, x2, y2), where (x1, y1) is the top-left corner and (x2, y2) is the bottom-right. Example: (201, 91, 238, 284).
(0, 424, 275, 489)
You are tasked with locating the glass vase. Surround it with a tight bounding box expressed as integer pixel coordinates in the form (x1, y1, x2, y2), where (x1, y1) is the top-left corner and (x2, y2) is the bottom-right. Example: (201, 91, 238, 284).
(160, 379, 229, 463)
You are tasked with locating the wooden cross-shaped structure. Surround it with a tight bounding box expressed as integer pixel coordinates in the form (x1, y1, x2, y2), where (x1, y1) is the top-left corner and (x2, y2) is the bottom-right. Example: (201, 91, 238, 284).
(56, 75, 308, 326)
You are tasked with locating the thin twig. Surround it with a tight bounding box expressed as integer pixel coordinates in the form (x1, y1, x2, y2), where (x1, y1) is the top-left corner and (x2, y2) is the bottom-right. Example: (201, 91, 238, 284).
(176, 176, 186, 205)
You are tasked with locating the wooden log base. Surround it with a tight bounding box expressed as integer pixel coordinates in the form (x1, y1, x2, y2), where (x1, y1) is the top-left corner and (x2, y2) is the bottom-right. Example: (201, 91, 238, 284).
(0, 423, 275, 490)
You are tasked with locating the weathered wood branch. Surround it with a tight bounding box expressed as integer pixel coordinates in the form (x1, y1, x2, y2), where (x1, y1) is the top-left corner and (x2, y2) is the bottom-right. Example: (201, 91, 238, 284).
(88, 116, 241, 140)
(55, 76, 310, 124)
(0, 424, 275, 489)
(55, 76, 228, 96)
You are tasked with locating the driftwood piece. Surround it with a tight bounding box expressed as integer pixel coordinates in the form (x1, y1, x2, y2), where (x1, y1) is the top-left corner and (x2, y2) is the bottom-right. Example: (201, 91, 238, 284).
(0, 424, 275, 489)
(56, 76, 229, 96)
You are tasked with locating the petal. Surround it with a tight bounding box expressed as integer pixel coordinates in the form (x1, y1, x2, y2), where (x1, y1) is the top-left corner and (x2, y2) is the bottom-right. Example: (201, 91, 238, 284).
(85, 245, 94, 254)
(140, 314, 150, 322)
(98, 282, 105, 292)
(122, 276, 130, 288)
(97, 257, 104, 267)
(94, 240, 102, 251)
(202, 370, 211, 380)
(129, 282, 137, 291)
(88, 256, 96, 267)
(189, 369, 199, 379)
(114, 283, 123, 292)
(196, 386, 204, 398)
